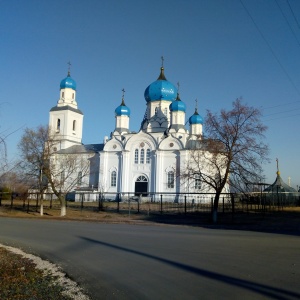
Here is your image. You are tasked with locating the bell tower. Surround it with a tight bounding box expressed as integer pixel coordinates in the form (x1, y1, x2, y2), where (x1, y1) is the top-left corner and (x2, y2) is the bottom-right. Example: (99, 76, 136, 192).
(49, 64, 83, 150)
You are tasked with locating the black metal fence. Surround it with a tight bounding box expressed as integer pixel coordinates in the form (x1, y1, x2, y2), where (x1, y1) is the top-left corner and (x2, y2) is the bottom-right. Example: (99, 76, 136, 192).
(1, 191, 299, 216)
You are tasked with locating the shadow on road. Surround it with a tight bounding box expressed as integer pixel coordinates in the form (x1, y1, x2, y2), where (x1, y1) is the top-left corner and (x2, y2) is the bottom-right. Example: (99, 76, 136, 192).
(79, 236, 300, 300)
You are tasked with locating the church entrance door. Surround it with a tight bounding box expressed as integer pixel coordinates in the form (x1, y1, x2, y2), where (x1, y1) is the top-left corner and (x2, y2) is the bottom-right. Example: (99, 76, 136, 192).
(135, 176, 148, 196)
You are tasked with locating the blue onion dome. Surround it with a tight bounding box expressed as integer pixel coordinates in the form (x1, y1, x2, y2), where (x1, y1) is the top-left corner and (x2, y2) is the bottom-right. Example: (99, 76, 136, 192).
(60, 71, 77, 90)
(169, 93, 186, 112)
(189, 108, 203, 124)
(144, 67, 177, 102)
(115, 98, 130, 116)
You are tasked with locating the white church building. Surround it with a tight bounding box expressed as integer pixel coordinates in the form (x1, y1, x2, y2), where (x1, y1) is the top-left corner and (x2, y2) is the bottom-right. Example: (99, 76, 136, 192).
(49, 64, 216, 202)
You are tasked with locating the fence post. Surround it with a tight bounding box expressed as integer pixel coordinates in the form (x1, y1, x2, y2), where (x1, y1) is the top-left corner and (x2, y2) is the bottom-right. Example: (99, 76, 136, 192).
(98, 193, 102, 211)
(231, 193, 235, 219)
(128, 196, 131, 217)
(160, 194, 163, 214)
(184, 195, 187, 215)
(117, 193, 120, 213)
(138, 194, 141, 213)
(0, 193, 2, 206)
(50, 194, 53, 209)
(36, 193, 39, 212)
(222, 197, 225, 213)
(81, 193, 84, 211)
(10, 193, 14, 209)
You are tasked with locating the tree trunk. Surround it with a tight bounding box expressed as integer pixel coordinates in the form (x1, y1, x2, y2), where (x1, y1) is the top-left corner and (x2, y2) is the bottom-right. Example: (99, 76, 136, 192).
(40, 200, 44, 216)
(40, 193, 44, 216)
(60, 196, 66, 217)
(212, 192, 221, 223)
(212, 208, 218, 223)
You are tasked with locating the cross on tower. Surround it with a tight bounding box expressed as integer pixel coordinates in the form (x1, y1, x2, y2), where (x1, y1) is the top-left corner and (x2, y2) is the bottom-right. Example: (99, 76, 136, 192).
(161, 56, 164, 67)
(177, 82, 180, 92)
(67, 61, 71, 75)
(121, 88, 125, 105)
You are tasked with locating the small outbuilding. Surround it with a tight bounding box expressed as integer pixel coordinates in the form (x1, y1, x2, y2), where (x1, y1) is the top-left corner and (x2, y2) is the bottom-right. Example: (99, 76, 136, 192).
(263, 159, 298, 206)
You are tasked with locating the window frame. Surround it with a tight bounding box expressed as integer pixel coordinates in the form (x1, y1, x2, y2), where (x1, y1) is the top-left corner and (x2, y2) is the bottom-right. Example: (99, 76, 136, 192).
(140, 148, 145, 164)
(134, 149, 139, 164)
(111, 171, 117, 187)
(167, 171, 175, 189)
(194, 174, 201, 190)
(146, 149, 150, 164)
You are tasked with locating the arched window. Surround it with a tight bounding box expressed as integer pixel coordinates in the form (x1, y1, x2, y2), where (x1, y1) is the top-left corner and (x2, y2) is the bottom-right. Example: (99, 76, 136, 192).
(62, 92, 64, 98)
(57, 119, 60, 131)
(136, 175, 148, 182)
(72, 93, 74, 99)
(60, 171, 65, 184)
(164, 108, 167, 115)
(194, 174, 201, 189)
(111, 171, 117, 187)
(146, 149, 150, 164)
(167, 171, 175, 188)
(140, 149, 145, 164)
(73, 120, 76, 131)
(77, 171, 82, 186)
(134, 149, 139, 164)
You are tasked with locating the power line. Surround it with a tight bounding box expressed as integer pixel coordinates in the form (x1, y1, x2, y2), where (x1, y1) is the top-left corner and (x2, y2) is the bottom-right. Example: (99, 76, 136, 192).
(263, 106, 300, 117)
(239, 0, 300, 97)
(287, 0, 300, 30)
(264, 112, 300, 122)
(275, 0, 300, 47)
(263, 99, 300, 110)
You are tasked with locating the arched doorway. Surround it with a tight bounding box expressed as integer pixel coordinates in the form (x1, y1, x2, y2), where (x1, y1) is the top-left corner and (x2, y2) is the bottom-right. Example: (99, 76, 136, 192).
(135, 175, 148, 196)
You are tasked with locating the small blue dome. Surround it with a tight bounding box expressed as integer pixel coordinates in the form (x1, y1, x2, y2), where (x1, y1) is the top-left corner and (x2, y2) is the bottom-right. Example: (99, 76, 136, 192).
(115, 103, 130, 116)
(144, 67, 177, 102)
(189, 110, 203, 125)
(60, 73, 77, 90)
(169, 94, 186, 112)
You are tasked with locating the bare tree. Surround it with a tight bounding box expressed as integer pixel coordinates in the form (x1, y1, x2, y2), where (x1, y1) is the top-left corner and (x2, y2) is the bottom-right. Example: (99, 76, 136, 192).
(183, 98, 269, 223)
(18, 125, 90, 216)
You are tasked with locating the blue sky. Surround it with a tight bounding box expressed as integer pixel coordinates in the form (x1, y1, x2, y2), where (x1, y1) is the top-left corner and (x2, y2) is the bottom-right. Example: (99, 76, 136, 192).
(1, 0, 300, 188)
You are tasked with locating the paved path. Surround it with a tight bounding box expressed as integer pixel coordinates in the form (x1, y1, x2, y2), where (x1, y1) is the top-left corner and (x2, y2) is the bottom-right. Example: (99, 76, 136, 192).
(0, 217, 299, 299)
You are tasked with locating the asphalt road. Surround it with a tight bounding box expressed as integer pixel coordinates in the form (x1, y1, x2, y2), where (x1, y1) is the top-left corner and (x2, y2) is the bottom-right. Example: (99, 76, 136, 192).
(0, 217, 299, 300)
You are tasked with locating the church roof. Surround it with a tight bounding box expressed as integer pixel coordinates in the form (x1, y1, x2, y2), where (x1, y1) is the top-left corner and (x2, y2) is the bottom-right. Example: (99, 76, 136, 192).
(57, 143, 104, 154)
(144, 67, 177, 102)
(189, 108, 203, 125)
(50, 105, 83, 115)
(169, 93, 186, 112)
(264, 172, 297, 193)
(60, 72, 77, 90)
(115, 97, 130, 116)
